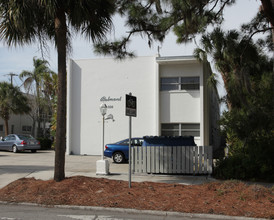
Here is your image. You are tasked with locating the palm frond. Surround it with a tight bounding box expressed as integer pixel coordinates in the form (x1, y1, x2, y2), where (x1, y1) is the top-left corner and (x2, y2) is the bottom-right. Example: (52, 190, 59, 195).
(67, 0, 115, 43)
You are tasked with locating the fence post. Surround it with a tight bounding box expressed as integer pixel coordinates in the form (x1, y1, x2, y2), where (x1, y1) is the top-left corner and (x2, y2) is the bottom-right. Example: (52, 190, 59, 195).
(132, 147, 135, 173)
(208, 146, 213, 174)
(147, 147, 151, 173)
(142, 146, 147, 173)
(204, 146, 208, 174)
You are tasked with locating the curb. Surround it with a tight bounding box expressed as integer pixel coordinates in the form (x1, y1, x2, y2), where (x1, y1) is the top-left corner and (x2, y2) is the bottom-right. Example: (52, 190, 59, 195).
(0, 201, 267, 220)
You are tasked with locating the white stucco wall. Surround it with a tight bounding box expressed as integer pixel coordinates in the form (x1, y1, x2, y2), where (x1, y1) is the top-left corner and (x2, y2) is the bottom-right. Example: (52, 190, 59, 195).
(67, 56, 220, 155)
(159, 63, 201, 123)
(67, 56, 157, 155)
(157, 60, 203, 146)
(160, 91, 200, 123)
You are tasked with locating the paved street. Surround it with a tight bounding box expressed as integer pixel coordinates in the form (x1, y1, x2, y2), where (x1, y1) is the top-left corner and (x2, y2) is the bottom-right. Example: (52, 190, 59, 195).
(0, 203, 259, 220)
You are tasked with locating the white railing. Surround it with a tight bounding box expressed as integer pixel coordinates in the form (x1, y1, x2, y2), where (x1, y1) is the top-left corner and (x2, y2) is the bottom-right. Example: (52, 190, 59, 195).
(132, 146, 212, 175)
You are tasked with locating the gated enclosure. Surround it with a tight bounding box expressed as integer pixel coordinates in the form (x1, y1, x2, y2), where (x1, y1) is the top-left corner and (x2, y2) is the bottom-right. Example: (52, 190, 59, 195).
(131, 146, 212, 175)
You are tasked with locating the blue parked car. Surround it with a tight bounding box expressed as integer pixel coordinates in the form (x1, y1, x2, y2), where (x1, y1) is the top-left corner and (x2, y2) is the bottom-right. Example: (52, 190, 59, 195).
(104, 138, 143, 163)
(104, 136, 196, 163)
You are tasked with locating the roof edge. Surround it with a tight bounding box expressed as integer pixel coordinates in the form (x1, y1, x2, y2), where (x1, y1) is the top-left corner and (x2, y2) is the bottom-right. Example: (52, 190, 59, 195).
(156, 55, 198, 64)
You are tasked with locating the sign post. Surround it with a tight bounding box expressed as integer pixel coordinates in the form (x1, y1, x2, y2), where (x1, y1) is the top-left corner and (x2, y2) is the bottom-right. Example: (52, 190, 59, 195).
(125, 93, 137, 188)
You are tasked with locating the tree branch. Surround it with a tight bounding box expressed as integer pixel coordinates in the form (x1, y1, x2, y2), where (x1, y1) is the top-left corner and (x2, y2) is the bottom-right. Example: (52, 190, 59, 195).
(248, 27, 273, 41)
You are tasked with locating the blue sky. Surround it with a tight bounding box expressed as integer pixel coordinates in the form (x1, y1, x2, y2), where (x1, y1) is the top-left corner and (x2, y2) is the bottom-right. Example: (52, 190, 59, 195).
(0, 0, 261, 94)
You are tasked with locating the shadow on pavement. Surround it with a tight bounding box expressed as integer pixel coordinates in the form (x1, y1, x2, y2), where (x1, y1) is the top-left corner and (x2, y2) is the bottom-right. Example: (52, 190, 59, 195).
(0, 165, 54, 174)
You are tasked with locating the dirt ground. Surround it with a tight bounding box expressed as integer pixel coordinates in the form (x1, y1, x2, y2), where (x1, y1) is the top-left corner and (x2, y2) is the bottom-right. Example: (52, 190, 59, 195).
(0, 176, 273, 219)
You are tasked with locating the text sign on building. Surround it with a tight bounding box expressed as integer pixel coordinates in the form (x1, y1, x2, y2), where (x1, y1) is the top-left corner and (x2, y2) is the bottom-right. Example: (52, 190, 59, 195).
(125, 94, 137, 117)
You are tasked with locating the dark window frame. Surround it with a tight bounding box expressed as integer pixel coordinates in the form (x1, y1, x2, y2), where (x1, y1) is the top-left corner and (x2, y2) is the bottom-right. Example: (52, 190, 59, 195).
(22, 125, 32, 132)
(161, 123, 200, 137)
(181, 77, 200, 90)
(160, 76, 200, 91)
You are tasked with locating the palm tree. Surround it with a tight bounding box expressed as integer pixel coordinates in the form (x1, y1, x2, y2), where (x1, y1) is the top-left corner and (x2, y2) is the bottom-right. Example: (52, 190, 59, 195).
(20, 57, 52, 137)
(260, 0, 274, 27)
(42, 71, 58, 102)
(40, 71, 57, 137)
(0, 82, 31, 136)
(0, 1, 115, 181)
(194, 28, 262, 110)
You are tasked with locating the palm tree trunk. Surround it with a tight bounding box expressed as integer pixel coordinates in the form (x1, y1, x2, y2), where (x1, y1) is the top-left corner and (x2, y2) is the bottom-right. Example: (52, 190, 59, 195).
(4, 119, 9, 136)
(220, 72, 233, 111)
(260, 0, 274, 27)
(36, 82, 43, 137)
(36, 103, 41, 137)
(32, 117, 36, 137)
(54, 8, 67, 182)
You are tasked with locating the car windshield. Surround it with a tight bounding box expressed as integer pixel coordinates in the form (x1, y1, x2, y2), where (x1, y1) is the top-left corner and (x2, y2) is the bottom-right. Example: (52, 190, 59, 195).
(118, 138, 143, 146)
(119, 139, 129, 145)
(17, 135, 34, 140)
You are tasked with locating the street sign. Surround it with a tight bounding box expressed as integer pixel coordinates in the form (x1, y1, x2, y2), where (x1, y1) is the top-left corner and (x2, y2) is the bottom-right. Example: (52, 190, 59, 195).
(125, 94, 137, 117)
(126, 93, 136, 188)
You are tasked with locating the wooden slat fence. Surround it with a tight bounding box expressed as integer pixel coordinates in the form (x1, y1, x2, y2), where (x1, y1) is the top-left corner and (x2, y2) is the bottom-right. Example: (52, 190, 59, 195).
(132, 146, 212, 175)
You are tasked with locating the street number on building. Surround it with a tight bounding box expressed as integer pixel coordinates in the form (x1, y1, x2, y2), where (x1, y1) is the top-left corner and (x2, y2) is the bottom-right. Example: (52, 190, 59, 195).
(125, 94, 137, 117)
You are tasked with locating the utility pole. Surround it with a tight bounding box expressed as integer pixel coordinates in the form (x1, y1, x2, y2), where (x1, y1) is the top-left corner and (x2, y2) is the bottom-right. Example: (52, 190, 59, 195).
(5, 73, 18, 86)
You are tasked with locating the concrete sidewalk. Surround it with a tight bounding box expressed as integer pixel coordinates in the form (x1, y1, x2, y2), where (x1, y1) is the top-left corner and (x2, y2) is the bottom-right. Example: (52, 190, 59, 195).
(0, 150, 214, 188)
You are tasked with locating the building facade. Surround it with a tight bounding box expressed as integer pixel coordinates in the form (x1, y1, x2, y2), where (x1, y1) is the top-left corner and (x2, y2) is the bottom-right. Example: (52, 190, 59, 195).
(67, 56, 220, 155)
(0, 93, 52, 138)
(0, 114, 33, 138)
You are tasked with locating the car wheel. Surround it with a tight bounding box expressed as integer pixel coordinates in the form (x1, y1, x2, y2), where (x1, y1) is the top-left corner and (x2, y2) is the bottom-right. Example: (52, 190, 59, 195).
(113, 152, 125, 164)
(12, 145, 18, 153)
(31, 150, 37, 153)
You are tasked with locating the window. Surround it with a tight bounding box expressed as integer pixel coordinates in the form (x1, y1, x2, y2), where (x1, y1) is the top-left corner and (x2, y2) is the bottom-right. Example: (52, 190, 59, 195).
(10, 135, 16, 140)
(181, 77, 200, 90)
(22, 125, 32, 132)
(160, 77, 179, 91)
(120, 138, 144, 146)
(5, 135, 16, 141)
(132, 138, 144, 146)
(160, 77, 199, 91)
(161, 124, 179, 136)
(18, 134, 32, 140)
(161, 123, 200, 137)
(4, 136, 10, 141)
(181, 124, 200, 136)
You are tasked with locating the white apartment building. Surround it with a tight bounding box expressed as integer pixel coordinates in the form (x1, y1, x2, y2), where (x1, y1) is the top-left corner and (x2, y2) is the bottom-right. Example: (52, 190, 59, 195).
(67, 56, 220, 155)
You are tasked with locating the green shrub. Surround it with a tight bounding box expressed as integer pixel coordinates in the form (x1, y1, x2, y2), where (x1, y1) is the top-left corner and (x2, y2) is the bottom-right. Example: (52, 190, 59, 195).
(214, 152, 274, 182)
(37, 138, 53, 150)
